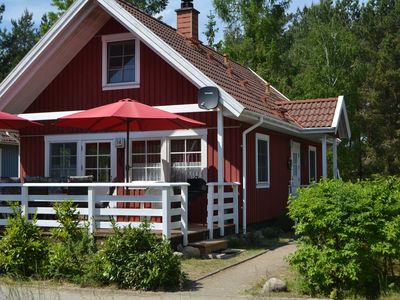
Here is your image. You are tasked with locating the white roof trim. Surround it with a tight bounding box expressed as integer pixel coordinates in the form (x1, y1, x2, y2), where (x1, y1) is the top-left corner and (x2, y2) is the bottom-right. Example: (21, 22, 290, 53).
(97, 0, 245, 117)
(332, 95, 351, 139)
(0, 0, 89, 109)
(18, 104, 211, 121)
(248, 68, 290, 101)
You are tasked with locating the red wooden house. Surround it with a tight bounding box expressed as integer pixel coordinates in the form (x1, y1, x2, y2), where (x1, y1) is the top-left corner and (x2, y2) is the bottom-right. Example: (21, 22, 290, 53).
(0, 0, 350, 238)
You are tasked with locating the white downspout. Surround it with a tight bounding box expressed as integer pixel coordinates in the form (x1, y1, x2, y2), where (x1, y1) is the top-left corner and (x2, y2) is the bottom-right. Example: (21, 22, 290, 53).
(242, 116, 264, 234)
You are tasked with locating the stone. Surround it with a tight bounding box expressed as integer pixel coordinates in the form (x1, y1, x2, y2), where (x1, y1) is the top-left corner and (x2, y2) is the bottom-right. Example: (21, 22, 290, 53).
(173, 251, 184, 257)
(262, 278, 287, 293)
(176, 244, 184, 252)
(182, 246, 201, 258)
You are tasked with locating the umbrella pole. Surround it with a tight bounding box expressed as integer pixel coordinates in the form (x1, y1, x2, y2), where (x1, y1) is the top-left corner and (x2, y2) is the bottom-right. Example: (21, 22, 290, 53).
(125, 119, 130, 195)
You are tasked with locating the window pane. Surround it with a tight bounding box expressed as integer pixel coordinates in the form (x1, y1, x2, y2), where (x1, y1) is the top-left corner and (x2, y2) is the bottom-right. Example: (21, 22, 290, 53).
(99, 143, 110, 155)
(123, 56, 135, 67)
(109, 57, 123, 69)
(99, 169, 111, 182)
(147, 154, 161, 166)
(147, 141, 161, 153)
(86, 143, 97, 155)
(257, 139, 269, 182)
(50, 143, 77, 179)
(171, 140, 185, 153)
(132, 155, 145, 165)
(124, 42, 135, 55)
(109, 43, 123, 56)
(132, 141, 145, 154)
(51, 157, 61, 169)
(99, 156, 110, 169)
(123, 69, 135, 82)
(132, 168, 145, 181)
(86, 156, 97, 169)
(187, 153, 201, 163)
(108, 70, 123, 83)
(147, 168, 161, 181)
(86, 170, 97, 181)
(171, 154, 185, 164)
(187, 139, 201, 152)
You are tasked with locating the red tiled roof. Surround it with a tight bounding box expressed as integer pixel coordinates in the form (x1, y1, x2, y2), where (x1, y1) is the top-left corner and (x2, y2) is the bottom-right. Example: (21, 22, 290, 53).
(116, 0, 338, 129)
(277, 98, 338, 128)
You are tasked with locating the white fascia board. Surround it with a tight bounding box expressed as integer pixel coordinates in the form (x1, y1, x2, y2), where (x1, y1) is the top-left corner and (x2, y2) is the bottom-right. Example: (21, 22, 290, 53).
(18, 104, 210, 121)
(96, 0, 245, 117)
(331, 95, 351, 139)
(0, 0, 89, 107)
(249, 68, 290, 101)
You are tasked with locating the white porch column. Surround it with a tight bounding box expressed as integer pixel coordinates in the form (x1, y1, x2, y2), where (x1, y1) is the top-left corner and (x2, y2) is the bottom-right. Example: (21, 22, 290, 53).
(332, 138, 338, 178)
(217, 109, 225, 236)
(321, 135, 328, 178)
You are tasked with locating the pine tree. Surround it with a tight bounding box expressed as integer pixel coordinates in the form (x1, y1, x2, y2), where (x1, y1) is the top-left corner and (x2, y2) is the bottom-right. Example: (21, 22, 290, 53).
(0, 9, 38, 81)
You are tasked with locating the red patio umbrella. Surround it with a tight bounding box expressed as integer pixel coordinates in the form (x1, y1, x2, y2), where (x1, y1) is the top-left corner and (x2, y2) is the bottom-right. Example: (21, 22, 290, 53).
(0, 111, 42, 129)
(55, 98, 205, 181)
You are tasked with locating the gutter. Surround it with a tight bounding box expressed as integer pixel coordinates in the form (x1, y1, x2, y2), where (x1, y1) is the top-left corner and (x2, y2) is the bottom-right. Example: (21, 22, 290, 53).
(242, 116, 263, 235)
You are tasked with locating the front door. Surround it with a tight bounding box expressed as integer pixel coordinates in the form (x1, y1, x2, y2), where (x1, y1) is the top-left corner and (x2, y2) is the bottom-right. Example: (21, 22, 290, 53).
(291, 142, 301, 195)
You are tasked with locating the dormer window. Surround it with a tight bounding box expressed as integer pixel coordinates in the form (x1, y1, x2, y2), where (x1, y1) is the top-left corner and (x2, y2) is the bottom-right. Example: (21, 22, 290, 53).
(102, 33, 140, 90)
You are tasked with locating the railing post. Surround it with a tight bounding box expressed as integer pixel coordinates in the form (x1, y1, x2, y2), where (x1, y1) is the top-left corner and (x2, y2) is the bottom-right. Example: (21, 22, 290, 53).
(161, 187, 171, 239)
(218, 185, 224, 237)
(88, 186, 96, 234)
(207, 185, 214, 240)
(233, 185, 239, 234)
(21, 186, 29, 218)
(180, 185, 188, 246)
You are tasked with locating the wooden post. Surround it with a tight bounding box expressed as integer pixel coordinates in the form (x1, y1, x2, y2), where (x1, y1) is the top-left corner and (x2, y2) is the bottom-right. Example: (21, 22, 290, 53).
(218, 185, 224, 236)
(180, 185, 188, 246)
(88, 186, 96, 234)
(322, 135, 328, 178)
(161, 188, 171, 239)
(21, 186, 28, 218)
(333, 138, 338, 178)
(233, 185, 239, 234)
(207, 185, 214, 240)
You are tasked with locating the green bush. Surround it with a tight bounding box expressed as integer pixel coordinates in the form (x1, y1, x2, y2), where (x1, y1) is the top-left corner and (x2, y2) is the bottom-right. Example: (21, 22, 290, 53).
(288, 178, 400, 299)
(99, 221, 184, 290)
(45, 201, 95, 281)
(0, 205, 47, 277)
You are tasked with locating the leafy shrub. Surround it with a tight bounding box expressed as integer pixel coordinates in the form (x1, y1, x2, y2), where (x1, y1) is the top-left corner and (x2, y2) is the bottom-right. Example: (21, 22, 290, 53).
(45, 200, 95, 281)
(99, 221, 184, 290)
(288, 178, 400, 299)
(262, 227, 280, 239)
(0, 205, 47, 277)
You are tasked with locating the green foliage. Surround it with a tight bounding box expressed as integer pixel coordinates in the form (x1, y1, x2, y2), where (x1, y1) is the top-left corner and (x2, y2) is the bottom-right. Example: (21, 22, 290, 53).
(45, 201, 95, 281)
(0, 205, 47, 277)
(204, 11, 221, 50)
(0, 9, 38, 81)
(288, 178, 400, 298)
(99, 221, 184, 290)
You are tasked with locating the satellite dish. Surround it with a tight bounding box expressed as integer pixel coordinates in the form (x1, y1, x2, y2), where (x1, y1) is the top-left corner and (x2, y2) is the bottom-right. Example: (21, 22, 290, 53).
(198, 87, 220, 110)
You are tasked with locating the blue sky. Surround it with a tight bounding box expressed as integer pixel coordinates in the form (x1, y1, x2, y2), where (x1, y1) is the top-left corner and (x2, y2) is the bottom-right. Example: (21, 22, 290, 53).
(0, 0, 319, 40)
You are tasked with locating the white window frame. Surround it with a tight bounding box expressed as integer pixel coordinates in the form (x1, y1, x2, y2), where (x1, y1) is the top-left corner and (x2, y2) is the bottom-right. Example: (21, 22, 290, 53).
(44, 129, 207, 183)
(308, 146, 317, 183)
(256, 133, 270, 189)
(101, 32, 140, 91)
(130, 138, 163, 182)
(44, 135, 117, 180)
(83, 141, 113, 182)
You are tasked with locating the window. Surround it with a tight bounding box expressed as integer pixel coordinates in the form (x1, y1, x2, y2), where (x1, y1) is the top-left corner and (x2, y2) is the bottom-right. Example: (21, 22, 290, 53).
(170, 139, 202, 182)
(49, 143, 77, 178)
(256, 134, 270, 188)
(132, 140, 161, 181)
(102, 33, 140, 90)
(309, 146, 317, 183)
(85, 142, 111, 182)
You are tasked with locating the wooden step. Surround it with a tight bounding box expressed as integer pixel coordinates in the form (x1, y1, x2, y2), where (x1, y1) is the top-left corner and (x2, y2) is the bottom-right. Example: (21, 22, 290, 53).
(189, 239, 229, 255)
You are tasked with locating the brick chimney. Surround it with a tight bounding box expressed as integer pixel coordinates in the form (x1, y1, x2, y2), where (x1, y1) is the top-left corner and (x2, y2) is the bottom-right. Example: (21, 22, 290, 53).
(176, 0, 199, 40)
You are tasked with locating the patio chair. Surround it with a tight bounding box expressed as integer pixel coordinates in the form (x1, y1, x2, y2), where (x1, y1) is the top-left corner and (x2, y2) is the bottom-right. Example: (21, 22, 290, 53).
(67, 175, 93, 196)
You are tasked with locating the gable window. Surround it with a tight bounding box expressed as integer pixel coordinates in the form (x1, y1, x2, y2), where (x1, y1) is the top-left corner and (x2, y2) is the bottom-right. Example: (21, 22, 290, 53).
(309, 146, 317, 183)
(170, 139, 202, 182)
(49, 143, 77, 178)
(102, 33, 140, 90)
(256, 133, 270, 188)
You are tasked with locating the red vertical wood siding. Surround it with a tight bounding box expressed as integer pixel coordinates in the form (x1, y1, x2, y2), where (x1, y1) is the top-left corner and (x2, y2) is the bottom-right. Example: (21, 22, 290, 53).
(18, 17, 326, 224)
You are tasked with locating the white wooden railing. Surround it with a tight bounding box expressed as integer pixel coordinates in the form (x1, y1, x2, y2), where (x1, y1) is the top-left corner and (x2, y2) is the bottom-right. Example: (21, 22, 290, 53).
(0, 182, 189, 246)
(207, 182, 240, 240)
